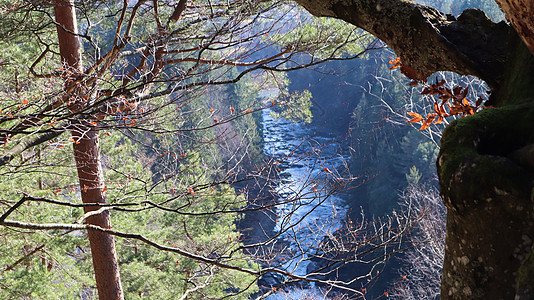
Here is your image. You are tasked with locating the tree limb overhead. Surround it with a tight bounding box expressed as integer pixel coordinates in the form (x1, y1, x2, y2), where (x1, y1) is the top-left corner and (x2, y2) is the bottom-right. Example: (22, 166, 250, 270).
(294, 0, 510, 88)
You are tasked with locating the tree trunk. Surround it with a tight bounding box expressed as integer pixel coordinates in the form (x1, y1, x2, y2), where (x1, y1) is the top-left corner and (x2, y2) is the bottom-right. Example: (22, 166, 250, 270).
(494, 0, 534, 55)
(54, 1, 124, 299)
(437, 33, 534, 299)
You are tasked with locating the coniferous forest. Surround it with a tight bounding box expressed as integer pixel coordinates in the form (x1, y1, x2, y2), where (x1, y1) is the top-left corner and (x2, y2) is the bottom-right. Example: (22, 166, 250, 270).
(1, 0, 532, 299)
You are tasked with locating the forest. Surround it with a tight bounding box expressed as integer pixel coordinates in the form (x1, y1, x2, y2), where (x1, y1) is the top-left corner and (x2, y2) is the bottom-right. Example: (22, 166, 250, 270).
(0, 0, 532, 299)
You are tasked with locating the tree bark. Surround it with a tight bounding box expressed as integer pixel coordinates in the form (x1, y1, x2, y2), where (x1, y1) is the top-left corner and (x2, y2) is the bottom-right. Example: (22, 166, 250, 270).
(54, 1, 124, 299)
(294, 0, 509, 89)
(437, 33, 534, 299)
(494, 0, 534, 55)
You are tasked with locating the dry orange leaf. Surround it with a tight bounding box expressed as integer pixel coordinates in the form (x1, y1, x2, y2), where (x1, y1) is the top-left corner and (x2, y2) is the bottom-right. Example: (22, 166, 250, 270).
(419, 122, 431, 131)
(406, 112, 423, 123)
(400, 65, 418, 80)
(420, 114, 436, 130)
(388, 57, 401, 65)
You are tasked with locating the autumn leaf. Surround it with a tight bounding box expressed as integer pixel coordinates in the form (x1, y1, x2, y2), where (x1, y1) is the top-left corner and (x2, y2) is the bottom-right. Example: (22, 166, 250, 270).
(419, 114, 436, 130)
(406, 112, 423, 123)
(388, 57, 401, 65)
(459, 86, 469, 99)
(439, 94, 451, 101)
(388, 57, 401, 70)
(449, 106, 462, 115)
(419, 122, 431, 130)
(400, 65, 418, 80)
(467, 107, 475, 115)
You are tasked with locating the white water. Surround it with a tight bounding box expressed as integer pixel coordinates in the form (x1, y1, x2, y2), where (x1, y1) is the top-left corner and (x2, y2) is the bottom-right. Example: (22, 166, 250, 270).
(262, 108, 349, 299)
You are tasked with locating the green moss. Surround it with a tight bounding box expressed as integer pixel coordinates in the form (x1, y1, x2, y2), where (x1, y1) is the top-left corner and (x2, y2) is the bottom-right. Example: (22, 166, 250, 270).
(438, 103, 534, 209)
(517, 245, 534, 296)
(438, 119, 477, 188)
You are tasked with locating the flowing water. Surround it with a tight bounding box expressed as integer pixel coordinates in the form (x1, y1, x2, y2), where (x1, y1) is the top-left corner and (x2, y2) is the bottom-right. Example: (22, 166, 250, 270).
(262, 108, 350, 299)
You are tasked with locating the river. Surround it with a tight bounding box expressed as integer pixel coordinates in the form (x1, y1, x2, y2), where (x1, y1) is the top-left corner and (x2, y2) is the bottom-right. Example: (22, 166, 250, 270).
(261, 107, 351, 299)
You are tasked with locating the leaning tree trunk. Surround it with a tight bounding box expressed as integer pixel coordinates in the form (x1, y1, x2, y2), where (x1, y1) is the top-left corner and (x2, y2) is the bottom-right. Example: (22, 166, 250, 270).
(54, 1, 124, 299)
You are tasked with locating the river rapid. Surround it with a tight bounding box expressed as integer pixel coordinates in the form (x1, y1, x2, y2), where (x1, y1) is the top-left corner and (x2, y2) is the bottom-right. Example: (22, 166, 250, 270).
(261, 107, 351, 299)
